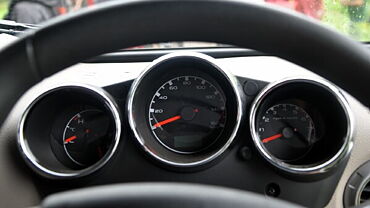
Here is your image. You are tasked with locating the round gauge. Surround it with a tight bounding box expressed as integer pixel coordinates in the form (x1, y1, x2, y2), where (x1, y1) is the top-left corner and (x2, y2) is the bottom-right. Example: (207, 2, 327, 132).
(63, 109, 114, 166)
(257, 104, 316, 161)
(148, 76, 227, 154)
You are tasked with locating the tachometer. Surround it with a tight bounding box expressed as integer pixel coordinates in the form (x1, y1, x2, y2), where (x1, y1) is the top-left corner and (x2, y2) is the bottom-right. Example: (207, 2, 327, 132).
(149, 76, 227, 154)
(257, 104, 316, 161)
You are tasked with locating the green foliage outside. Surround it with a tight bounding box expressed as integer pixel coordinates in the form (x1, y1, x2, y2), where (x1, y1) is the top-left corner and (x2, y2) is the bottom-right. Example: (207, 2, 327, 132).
(0, 0, 368, 41)
(0, 0, 8, 19)
(322, 0, 370, 41)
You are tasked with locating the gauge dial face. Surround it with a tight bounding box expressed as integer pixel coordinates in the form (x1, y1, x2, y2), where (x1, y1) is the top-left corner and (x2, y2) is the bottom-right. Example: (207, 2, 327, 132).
(149, 76, 227, 154)
(257, 104, 316, 161)
(63, 109, 113, 166)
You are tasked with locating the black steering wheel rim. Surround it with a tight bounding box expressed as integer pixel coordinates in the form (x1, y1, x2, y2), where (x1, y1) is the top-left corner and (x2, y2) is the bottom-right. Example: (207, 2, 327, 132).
(41, 182, 301, 208)
(0, 0, 368, 207)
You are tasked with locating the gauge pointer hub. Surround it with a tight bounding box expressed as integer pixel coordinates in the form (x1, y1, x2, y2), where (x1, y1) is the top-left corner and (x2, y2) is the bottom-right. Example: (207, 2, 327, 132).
(181, 107, 199, 121)
(262, 128, 295, 144)
(282, 127, 294, 139)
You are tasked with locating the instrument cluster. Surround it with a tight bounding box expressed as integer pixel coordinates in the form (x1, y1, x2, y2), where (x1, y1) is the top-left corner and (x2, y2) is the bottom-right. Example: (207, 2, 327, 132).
(18, 52, 353, 180)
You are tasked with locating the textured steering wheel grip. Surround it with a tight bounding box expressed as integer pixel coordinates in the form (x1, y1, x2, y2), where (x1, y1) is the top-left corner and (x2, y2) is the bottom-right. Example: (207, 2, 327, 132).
(41, 183, 302, 208)
(0, 0, 370, 126)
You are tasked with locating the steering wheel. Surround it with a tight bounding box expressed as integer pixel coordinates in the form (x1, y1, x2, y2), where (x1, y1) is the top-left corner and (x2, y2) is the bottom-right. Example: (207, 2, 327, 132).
(1, 0, 369, 207)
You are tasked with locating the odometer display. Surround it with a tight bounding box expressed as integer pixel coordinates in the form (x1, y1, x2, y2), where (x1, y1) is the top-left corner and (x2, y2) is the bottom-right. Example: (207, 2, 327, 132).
(149, 76, 226, 154)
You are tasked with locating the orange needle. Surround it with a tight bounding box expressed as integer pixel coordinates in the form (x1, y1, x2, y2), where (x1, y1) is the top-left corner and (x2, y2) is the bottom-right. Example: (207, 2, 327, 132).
(65, 135, 77, 143)
(262, 133, 283, 143)
(153, 115, 181, 127)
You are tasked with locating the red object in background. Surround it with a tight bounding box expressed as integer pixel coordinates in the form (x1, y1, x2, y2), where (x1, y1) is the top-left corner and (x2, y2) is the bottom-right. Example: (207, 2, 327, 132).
(296, 0, 323, 19)
(266, 0, 297, 10)
(58, 7, 67, 14)
(87, 0, 95, 6)
(266, 0, 323, 20)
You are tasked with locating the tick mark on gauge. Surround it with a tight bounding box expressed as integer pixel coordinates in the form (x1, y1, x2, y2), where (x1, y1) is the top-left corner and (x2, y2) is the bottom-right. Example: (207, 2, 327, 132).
(150, 109, 154, 113)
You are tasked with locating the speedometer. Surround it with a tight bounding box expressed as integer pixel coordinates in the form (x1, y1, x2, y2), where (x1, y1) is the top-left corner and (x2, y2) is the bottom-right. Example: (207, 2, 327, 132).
(128, 52, 242, 167)
(149, 76, 226, 154)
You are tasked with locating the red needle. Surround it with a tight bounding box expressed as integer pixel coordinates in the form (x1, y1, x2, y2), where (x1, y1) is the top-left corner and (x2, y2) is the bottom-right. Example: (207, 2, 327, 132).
(153, 115, 181, 127)
(262, 133, 283, 143)
(65, 135, 77, 143)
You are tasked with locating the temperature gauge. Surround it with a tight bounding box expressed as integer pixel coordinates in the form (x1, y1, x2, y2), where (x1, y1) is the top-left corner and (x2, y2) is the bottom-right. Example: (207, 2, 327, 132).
(63, 109, 114, 166)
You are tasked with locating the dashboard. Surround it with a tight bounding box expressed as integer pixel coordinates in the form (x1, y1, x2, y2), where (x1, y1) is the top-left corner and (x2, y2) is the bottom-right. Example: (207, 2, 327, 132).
(3, 51, 362, 207)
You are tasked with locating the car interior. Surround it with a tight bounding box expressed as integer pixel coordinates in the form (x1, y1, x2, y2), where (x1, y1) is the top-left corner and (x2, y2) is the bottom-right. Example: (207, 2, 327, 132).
(1, 0, 370, 207)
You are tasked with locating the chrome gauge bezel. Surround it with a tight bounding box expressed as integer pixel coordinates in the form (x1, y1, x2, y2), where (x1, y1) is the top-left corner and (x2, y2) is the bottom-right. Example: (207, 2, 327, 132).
(127, 52, 243, 167)
(18, 83, 122, 179)
(250, 77, 354, 175)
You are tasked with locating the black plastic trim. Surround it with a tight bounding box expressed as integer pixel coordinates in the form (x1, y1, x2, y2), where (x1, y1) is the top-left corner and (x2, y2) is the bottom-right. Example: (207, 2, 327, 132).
(85, 47, 266, 63)
(87, 44, 370, 64)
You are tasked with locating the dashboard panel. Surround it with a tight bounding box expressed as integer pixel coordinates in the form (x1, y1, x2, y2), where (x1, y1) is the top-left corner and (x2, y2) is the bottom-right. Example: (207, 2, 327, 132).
(2, 52, 361, 208)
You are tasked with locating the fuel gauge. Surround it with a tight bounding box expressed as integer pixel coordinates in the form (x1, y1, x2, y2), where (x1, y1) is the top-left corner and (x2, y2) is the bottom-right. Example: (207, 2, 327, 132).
(63, 109, 114, 166)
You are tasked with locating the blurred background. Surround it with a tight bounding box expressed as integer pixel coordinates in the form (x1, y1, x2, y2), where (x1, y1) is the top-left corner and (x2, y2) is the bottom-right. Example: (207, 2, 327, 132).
(0, 0, 368, 47)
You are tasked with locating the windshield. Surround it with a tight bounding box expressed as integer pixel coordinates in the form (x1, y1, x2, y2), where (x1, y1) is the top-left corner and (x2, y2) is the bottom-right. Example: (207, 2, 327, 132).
(0, 0, 369, 47)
